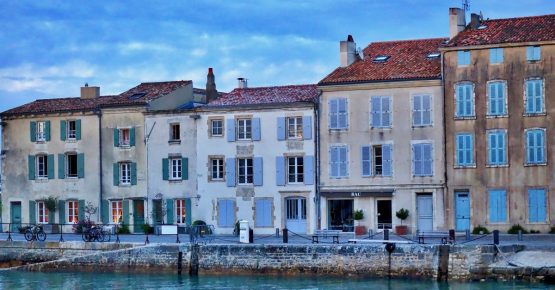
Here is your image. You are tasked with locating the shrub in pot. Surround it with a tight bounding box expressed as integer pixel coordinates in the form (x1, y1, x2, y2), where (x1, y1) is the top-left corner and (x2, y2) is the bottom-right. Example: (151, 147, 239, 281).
(395, 208, 409, 235)
(353, 209, 366, 235)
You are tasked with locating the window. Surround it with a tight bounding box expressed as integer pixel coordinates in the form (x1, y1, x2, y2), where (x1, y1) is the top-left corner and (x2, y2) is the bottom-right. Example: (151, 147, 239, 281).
(426, 52, 440, 59)
(329, 98, 348, 129)
(111, 200, 122, 223)
(66, 120, 77, 140)
(120, 162, 131, 185)
(526, 129, 546, 165)
(67, 200, 79, 223)
(37, 201, 48, 224)
(413, 143, 433, 176)
(175, 199, 187, 224)
(287, 117, 303, 139)
(36, 155, 49, 179)
(526, 46, 541, 61)
(455, 133, 474, 167)
(287, 156, 304, 183)
(218, 199, 235, 227)
(255, 199, 272, 227)
(170, 158, 182, 180)
(455, 83, 475, 117)
(487, 130, 507, 166)
(528, 189, 546, 223)
(237, 119, 252, 140)
(457, 50, 470, 66)
(211, 158, 224, 180)
(330, 145, 348, 178)
(413, 94, 431, 126)
(371, 96, 391, 128)
(66, 153, 78, 178)
(489, 48, 504, 64)
(170, 123, 180, 141)
(361, 146, 371, 177)
(489, 189, 506, 223)
(237, 158, 253, 185)
(119, 128, 130, 146)
(211, 119, 223, 136)
(487, 81, 507, 116)
(525, 79, 544, 114)
(36, 121, 46, 142)
(374, 146, 384, 175)
(361, 145, 392, 177)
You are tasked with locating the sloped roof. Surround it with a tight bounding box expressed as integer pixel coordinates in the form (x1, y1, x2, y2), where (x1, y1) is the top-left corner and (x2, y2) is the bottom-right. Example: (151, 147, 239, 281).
(206, 84, 318, 107)
(446, 14, 555, 47)
(319, 38, 447, 85)
(117, 81, 192, 102)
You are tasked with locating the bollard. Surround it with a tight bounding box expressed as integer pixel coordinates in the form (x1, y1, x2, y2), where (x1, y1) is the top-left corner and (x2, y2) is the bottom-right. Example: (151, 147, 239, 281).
(493, 230, 499, 245)
(59, 224, 65, 242)
(449, 229, 455, 243)
(383, 229, 389, 240)
(249, 228, 254, 243)
(283, 228, 289, 243)
(368, 229, 373, 238)
(6, 223, 12, 242)
(177, 251, 183, 275)
(176, 232, 181, 244)
(518, 230, 523, 241)
(465, 229, 471, 240)
(145, 232, 150, 244)
(275, 228, 280, 238)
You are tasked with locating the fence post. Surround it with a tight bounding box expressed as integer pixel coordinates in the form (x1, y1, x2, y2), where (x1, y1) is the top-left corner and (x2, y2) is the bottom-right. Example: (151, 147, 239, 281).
(449, 229, 455, 243)
(383, 229, 389, 241)
(282, 228, 288, 244)
(59, 223, 65, 242)
(493, 230, 499, 245)
(7, 223, 12, 242)
(275, 228, 280, 238)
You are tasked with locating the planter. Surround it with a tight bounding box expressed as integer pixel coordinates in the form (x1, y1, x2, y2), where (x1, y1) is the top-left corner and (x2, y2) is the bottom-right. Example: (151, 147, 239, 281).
(354, 225, 366, 235)
(395, 225, 408, 235)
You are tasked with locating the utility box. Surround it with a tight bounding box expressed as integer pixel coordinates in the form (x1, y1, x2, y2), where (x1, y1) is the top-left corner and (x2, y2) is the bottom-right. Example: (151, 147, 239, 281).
(239, 220, 250, 244)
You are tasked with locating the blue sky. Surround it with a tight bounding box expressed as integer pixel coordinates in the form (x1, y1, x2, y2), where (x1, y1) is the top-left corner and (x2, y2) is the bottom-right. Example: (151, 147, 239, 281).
(0, 0, 554, 113)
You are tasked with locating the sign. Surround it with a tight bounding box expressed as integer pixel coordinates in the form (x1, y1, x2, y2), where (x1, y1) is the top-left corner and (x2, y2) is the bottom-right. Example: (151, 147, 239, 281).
(320, 190, 393, 198)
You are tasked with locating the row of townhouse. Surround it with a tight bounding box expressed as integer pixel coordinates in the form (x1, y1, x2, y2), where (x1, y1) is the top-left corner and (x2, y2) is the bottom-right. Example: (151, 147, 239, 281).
(0, 8, 553, 235)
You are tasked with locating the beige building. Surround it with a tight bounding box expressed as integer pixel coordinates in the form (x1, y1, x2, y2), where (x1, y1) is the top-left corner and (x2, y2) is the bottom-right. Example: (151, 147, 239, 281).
(318, 36, 447, 234)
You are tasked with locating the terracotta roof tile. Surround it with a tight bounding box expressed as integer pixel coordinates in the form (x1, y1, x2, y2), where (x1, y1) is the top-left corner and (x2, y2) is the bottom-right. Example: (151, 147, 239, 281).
(207, 84, 318, 106)
(319, 38, 447, 85)
(446, 14, 555, 47)
(117, 80, 192, 102)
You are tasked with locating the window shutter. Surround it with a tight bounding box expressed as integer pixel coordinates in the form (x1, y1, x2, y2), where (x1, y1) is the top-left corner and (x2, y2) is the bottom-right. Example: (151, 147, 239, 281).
(338, 98, 348, 128)
(131, 162, 137, 185)
(538, 131, 545, 163)
(252, 118, 261, 141)
(166, 199, 174, 224)
(255, 199, 271, 227)
(537, 190, 546, 222)
(255, 200, 264, 227)
(529, 190, 538, 222)
(182, 157, 189, 180)
(339, 147, 348, 177)
(76, 119, 82, 140)
(423, 144, 432, 176)
(225, 158, 236, 187)
(277, 117, 286, 141)
(60, 120, 67, 141)
(101, 200, 109, 224)
(371, 97, 380, 127)
(302, 116, 312, 140)
(130, 127, 136, 146)
(423, 95, 431, 125)
(28, 155, 36, 180)
(58, 154, 65, 179)
(413, 96, 421, 126)
(489, 190, 498, 222)
(45, 121, 51, 141)
(77, 153, 85, 178)
(30, 121, 37, 142)
(329, 99, 336, 129)
(48, 208, 55, 225)
(218, 200, 227, 226)
(382, 97, 391, 127)
(185, 198, 192, 225)
(113, 163, 119, 186)
(275, 156, 285, 186)
(122, 200, 129, 225)
(226, 200, 235, 227)
(113, 129, 119, 147)
(78, 200, 85, 222)
(58, 200, 66, 224)
(253, 157, 263, 186)
(382, 144, 392, 176)
(499, 191, 506, 222)
(361, 146, 371, 176)
(330, 147, 338, 178)
(226, 119, 236, 142)
(413, 144, 421, 176)
(47, 154, 55, 179)
(162, 158, 169, 180)
(303, 155, 314, 185)
(29, 200, 36, 224)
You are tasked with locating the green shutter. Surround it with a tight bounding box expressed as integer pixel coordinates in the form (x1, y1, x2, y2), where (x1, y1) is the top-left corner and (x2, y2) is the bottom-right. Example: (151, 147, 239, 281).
(113, 128, 119, 147)
(182, 157, 189, 180)
(28, 155, 36, 180)
(48, 208, 55, 225)
(185, 198, 192, 225)
(78, 200, 85, 222)
(30, 121, 37, 142)
(77, 153, 85, 178)
(101, 200, 109, 224)
(122, 200, 129, 225)
(131, 162, 137, 185)
(162, 158, 169, 180)
(113, 163, 119, 186)
(29, 200, 36, 224)
(58, 154, 65, 179)
(166, 199, 174, 224)
(130, 127, 136, 146)
(75, 119, 81, 140)
(60, 120, 67, 141)
(45, 121, 51, 141)
(58, 200, 66, 224)
(47, 154, 55, 179)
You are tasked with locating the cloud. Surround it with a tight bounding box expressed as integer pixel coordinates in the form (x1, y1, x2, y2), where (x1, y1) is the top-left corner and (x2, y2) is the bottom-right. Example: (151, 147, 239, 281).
(190, 48, 207, 57)
(117, 41, 176, 54)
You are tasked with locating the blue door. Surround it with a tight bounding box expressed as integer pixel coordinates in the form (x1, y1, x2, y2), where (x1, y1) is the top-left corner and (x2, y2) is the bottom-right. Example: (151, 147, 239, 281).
(417, 195, 433, 231)
(10, 202, 22, 232)
(455, 192, 470, 231)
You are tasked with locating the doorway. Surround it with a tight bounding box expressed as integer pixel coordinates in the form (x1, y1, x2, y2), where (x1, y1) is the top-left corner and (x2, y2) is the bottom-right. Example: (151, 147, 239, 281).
(377, 200, 392, 229)
(10, 202, 22, 232)
(285, 197, 307, 233)
(455, 191, 470, 231)
(133, 200, 145, 233)
(152, 199, 163, 225)
(417, 194, 433, 231)
(328, 199, 354, 231)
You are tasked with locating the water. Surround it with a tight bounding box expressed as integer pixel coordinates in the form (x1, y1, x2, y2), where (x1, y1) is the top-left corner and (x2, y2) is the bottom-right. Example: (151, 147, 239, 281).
(0, 271, 553, 290)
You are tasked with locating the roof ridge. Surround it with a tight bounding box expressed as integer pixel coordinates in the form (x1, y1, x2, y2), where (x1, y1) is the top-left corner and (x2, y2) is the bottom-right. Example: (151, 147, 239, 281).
(139, 80, 191, 84)
(33, 95, 118, 102)
(367, 37, 448, 45)
(482, 13, 555, 23)
(228, 84, 316, 91)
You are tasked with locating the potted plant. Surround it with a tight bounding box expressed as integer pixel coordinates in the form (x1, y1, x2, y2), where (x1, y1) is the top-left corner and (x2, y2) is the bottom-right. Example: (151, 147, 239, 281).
(353, 209, 366, 235)
(395, 208, 409, 235)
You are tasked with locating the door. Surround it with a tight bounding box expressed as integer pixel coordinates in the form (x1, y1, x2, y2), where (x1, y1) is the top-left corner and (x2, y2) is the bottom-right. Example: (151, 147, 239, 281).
(455, 191, 470, 231)
(377, 200, 392, 229)
(133, 200, 145, 233)
(328, 199, 354, 231)
(417, 195, 433, 232)
(10, 202, 22, 232)
(285, 197, 307, 233)
(152, 199, 163, 225)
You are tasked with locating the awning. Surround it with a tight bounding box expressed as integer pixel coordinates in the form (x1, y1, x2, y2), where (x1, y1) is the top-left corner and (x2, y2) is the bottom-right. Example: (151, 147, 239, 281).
(320, 190, 394, 198)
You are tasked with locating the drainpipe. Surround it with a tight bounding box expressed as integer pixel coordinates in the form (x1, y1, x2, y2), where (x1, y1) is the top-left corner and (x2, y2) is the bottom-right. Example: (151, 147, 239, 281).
(314, 90, 323, 230)
(96, 109, 103, 223)
(440, 50, 449, 229)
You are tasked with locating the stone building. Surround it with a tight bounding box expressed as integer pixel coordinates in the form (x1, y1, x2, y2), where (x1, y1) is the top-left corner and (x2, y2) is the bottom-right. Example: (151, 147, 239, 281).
(442, 10, 555, 232)
(318, 36, 447, 234)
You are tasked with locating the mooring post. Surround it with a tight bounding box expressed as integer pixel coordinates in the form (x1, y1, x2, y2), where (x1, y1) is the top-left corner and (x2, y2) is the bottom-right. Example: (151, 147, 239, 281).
(176, 232, 181, 244)
(177, 251, 183, 275)
(385, 243, 396, 279)
(493, 230, 499, 245)
(437, 245, 450, 282)
(283, 228, 288, 244)
(384, 229, 389, 241)
(189, 244, 199, 276)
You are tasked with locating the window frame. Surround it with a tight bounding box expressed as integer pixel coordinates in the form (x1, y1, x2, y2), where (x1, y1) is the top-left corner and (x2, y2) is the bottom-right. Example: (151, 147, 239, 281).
(524, 78, 545, 115)
(457, 50, 471, 66)
(528, 188, 547, 223)
(454, 82, 475, 119)
(286, 116, 303, 140)
(210, 157, 225, 181)
(236, 118, 252, 141)
(489, 48, 504, 64)
(455, 133, 475, 168)
(486, 129, 508, 167)
(525, 128, 546, 166)
(329, 144, 348, 178)
(111, 200, 123, 224)
(37, 201, 49, 224)
(120, 162, 131, 185)
(67, 200, 79, 223)
(237, 157, 254, 185)
(211, 119, 224, 137)
(370, 96, 392, 128)
(66, 152, 78, 178)
(175, 199, 187, 224)
(488, 189, 507, 224)
(526, 46, 541, 62)
(287, 156, 304, 184)
(169, 157, 182, 180)
(36, 121, 47, 142)
(412, 94, 432, 127)
(36, 154, 48, 179)
(170, 123, 180, 142)
(328, 98, 348, 130)
(119, 128, 131, 147)
(486, 80, 508, 117)
(412, 142, 433, 177)
(66, 120, 77, 140)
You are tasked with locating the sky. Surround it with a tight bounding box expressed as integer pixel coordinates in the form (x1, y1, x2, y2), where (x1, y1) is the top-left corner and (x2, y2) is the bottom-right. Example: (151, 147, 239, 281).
(0, 0, 554, 113)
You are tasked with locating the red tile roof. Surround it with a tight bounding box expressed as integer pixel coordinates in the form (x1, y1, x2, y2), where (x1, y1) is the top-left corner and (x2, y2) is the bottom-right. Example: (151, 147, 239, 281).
(118, 81, 191, 102)
(207, 84, 318, 107)
(446, 14, 555, 47)
(319, 38, 447, 85)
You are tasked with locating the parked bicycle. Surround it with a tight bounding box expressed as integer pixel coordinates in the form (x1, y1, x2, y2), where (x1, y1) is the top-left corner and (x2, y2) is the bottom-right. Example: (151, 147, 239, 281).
(24, 224, 47, 242)
(82, 225, 105, 242)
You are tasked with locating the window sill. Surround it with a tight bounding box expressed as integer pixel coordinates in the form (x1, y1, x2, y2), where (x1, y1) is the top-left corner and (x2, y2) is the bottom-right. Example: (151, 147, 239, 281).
(168, 179, 183, 183)
(412, 124, 433, 128)
(209, 179, 225, 182)
(328, 128, 348, 132)
(527, 60, 541, 63)
(237, 139, 253, 142)
(485, 164, 509, 168)
(370, 126, 392, 130)
(286, 182, 305, 185)
(487, 222, 508, 225)
(523, 113, 547, 117)
(118, 145, 132, 149)
(35, 141, 47, 144)
(237, 183, 254, 186)
(168, 140, 181, 145)
(329, 176, 349, 179)
(486, 114, 508, 119)
(413, 175, 434, 177)
(454, 116, 476, 120)
(454, 165, 476, 169)
(65, 177, 79, 181)
(119, 183, 132, 187)
(526, 222, 549, 225)
(287, 137, 303, 141)
(35, 178, 49, 183)
(210, 135, 224, 138)
(524, 163, 547, 167)
(65, 139, 78, 143)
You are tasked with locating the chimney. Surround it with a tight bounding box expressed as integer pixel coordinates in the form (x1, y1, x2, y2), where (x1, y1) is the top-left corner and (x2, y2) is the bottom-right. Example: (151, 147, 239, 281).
(206, 67, 218, 103)
(237, 78, 248, 89)
(80, 83, 100, 99)
(469, 13, 481, 29)
(449, 7, 466, 39)
(340, 35, 357, 67)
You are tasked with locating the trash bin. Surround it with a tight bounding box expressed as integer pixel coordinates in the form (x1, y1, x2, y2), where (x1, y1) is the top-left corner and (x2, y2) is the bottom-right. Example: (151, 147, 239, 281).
(239, 220, 250, 244)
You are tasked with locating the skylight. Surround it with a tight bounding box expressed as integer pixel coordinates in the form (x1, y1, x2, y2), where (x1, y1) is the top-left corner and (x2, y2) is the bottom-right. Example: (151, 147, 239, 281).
(128, 92, 146, 100)
(427, 52, 440, 59)
(373, 55, 390, 62)
(477, 25, 487, 30)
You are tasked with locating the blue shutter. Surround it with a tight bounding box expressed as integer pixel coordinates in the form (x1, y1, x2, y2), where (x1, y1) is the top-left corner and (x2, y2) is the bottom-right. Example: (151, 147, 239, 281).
(329, 99, 337, 129)
(538, 131, 545, 163)
(382, 97, 390, 127)
(489, 190, 506, 222)
(166, 199, 174, 224)
(276, 156, 285, 186)
(30, 121, 37, 142)
(422, 95, 431, 125)
(252, 118, 261, 141)
(529, 189, 538, 222)
(467, 135, 473, 164)
(423, 144, 432, 176)
(226, 119, 235, 142)
(182, 157, 188, 180)
(29, 200, 36, 224)
(113, 163, 119, 186)
(75, 119, 81, 140)
(130, 162, 137, 185)
(113, 129, 119, 147)
(537, 189, 546, 222)
(303, 155, 314, 185)
(78, 200, 85, 222)
(47, 154, 55, 179)
(129, 127, 136, 146)
(28, 155, 36, 180)
(45, 121, 51, 141)
(330, 147, 338, 178)
(58, 154, 65, 179)
(371, 97, 380, 127)
(58, 200, 65, 224)
(302, 116, 312, 140)
(413, 95, 421, 126)
(413, 144, 420, 176)
(77, 153, 85, 178)
(456, 135, 463, 165)
(226, 200, 235, 227)
(162, 158, 169, 180)
(339, 146, 348, 177)
(185, 199, 192, 225)
(122, 200, 129, 225)
(382, 144, 392, 176)
(101, 200, 109, 224)
(489, 190, 498, 222)
(277, 117, 286, 141)
(499, 191, 506, 222)
(253, 157, 263, 186)
(60, 120, 67, 141)
(338, 98, 347, 128)
(226, 158, 236, 187)
(255, 199, 265, 227)
(361, 146, 371, 177)
(218, 200, 227, 226)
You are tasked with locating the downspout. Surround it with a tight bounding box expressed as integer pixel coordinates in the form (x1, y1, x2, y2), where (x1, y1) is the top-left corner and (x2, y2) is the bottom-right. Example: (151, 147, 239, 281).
(96, 109, 103, 223)
(315, 90, 323, 230)
(440, 50, 449, 229)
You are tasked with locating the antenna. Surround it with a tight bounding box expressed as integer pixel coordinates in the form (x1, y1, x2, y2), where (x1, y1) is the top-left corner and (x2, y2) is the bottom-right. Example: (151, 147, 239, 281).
(462, 0, 470, 11)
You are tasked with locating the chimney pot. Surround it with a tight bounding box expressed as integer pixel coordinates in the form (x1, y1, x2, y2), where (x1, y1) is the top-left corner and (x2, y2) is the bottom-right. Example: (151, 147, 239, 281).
(206, 67, 218, 103)
(470, 13, 481, 29)
(449, 7, 466, 39)
(80, 85, 100, 99)
(340, 35, 358, 67)
(237, 78, 248, 89)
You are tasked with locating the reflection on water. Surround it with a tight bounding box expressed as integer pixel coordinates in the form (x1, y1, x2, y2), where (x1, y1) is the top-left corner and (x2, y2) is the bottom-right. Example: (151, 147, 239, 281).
(0, 271, 552, 290)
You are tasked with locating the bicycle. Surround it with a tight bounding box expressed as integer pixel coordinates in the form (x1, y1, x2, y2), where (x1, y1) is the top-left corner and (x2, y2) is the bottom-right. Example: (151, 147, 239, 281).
(82, 225, 105, 242)
(24, 224, 47, 242)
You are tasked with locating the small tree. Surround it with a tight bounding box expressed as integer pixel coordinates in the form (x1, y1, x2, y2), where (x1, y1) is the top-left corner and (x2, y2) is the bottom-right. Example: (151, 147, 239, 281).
(84, 202, 98, 221)
(353, 209, 364, 220)
(395, 208, 409, 225)
(45, 196, 58, 213)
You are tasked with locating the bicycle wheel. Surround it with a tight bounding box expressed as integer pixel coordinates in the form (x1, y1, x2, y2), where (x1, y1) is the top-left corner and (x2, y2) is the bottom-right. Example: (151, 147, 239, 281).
(95, 230, 105, 242)
(24, 229, 34, 241)
(37, 230, 47, 242)
(102, 230, 111, 242)
(82, 230, 91, 242)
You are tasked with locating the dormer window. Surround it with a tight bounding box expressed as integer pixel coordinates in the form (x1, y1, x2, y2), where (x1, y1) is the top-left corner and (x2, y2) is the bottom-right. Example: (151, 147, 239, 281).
(427, 52, 440, 59)
(373, 55, 390, 62)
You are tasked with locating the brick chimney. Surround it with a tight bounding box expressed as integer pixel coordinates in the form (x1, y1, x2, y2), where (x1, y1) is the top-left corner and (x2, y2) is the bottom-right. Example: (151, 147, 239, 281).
(449, 8, 466, 39)
(206, 67, 218, 103)
(469, 13, 481, 29)
(237, 78, 248, 89)
(80, 83, 100, 99)
(340, 35, 357, 67)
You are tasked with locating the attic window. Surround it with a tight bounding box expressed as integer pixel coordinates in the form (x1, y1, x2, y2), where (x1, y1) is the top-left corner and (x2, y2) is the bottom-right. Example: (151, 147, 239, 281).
(373, 55, 390, 62)
(477, 25, 487, 30)
(427, 53, 440, 59)
(128, 92, 146, 100)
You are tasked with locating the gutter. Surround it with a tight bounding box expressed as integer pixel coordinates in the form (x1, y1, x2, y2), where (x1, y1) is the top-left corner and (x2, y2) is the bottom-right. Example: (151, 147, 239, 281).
(95, 109, 103, 223)
(314, 91, 322, 230)
(440, 49, 449, 229)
